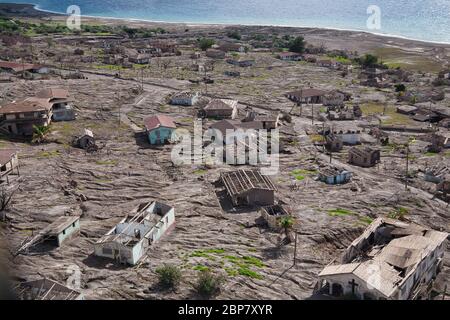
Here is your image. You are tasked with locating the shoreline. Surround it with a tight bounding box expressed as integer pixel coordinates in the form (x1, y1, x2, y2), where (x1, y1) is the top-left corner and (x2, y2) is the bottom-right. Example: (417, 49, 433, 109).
(3, 2, 450, 47)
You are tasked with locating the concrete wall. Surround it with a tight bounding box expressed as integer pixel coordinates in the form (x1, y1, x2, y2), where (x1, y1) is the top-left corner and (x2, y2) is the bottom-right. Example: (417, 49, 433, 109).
(57, 219, 80, 246)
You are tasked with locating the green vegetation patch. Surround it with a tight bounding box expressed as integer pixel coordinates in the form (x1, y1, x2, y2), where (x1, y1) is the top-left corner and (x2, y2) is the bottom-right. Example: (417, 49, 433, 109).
(95, 159, 118, 166)
(327, 208, 356, 217)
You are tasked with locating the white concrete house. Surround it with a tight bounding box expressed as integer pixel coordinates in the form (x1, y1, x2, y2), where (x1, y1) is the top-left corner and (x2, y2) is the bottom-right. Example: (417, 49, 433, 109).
(94, 201, 175, 266)
(315, 218, 448, 300)
(170, 91, 199, 106)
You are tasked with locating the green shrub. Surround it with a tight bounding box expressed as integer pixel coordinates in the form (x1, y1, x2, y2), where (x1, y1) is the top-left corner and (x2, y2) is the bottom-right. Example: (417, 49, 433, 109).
(155, 264, 182, 289)
(193, 270, 224, 298)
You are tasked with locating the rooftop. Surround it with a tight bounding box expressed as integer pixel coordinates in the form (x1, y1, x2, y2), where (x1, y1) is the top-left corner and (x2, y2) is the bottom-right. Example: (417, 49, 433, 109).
(15, 278, 82, 300)
(0, 148, 17, 166)
(144, 115, 176, 131)
(0, 98, 52, 114)
(221, 169, 277, 196)
(319, 218, 448, 297)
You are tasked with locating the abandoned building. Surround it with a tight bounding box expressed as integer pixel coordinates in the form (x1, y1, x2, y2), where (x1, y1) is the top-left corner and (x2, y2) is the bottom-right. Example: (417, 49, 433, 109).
(209, 119, 263, 145)
(325, 134, 343, 152)
(423, 165, 447, 184)
(15, 215, 81, 256)
(170, 91, 199, 106)
(94, 201, 175, 265)
(260, 204, 291, 230)
(221, 170, 277, 207)
(15, 278, 84, 300)
(314, 218, 448, 300)
(317, 59, 340, 69)
(202, 99, 238, 119)
(278, 52, 303, 61)
(334, 130, 361, 145)
(0, 149, 19, 184)
(360, 68, 389, 88)
(243, 111, 280, 130)
(0, 98, 53, 136)
(318, 167, 352, 185)
(226, 59, 255, 67)
(128, 53, 151, 64)
(36, 88, 75, 121)
(437, 174, 449, 196)
(348, 147, 381, 168)
(46, 216, 81, 247)
(0, 61, 48, 74)
(323, 91, 346, 107)
(205, 49, 226, 59)
(144, 115, 177, 145)
(286, 88, 328, 104)
(218, 42, 246, 53)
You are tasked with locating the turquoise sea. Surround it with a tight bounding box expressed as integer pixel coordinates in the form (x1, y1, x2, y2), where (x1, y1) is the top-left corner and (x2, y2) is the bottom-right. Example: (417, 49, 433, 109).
(1, 0, 450, 43)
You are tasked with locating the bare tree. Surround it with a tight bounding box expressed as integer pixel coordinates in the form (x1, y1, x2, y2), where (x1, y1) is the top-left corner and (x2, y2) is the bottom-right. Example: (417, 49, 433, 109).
(0, 187, 15, 220)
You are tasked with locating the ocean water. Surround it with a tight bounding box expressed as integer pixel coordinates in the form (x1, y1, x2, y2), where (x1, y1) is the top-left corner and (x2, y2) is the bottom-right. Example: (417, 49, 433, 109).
(2, 0, 450, 43)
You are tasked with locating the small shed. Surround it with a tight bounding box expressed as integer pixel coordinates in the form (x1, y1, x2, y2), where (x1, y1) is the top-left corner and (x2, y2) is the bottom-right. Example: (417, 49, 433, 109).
(325, 134, 343, 152)
(46, 215, 81, 247)
(318, 168, 352, 185)
(221, 169, 277, 207)
(203, 99, 238, 119)
(76, 129, 95, 150)
(260, 205, 291, 230)
(348, 147, 381, 168)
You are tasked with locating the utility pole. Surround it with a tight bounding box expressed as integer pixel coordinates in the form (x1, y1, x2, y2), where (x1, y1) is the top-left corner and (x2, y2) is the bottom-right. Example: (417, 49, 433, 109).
(405, 143, 409, 190)
(293, 233, 298, 266)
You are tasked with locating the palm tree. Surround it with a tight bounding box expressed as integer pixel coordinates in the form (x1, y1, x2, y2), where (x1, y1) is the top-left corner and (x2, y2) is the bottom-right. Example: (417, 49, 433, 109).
(278, 216, 295, 243)
(32, 125, 51, 144)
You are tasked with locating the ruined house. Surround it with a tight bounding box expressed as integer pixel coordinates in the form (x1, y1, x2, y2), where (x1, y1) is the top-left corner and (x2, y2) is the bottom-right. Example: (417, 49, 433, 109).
(278, 52, 303, 61)
(0, 98, 53, 136)
(205, 49, 225, 59)
(323, 91, 346, 107)
(170, 91, 199, 106)
(317, 167, 352, 185)
(128, 53, 150, 64)
(226, 59, 255, 67)
(0, 149, 19, 184)
(202, 99, 238, 119)
(333, 130, 361, 145)
(260, 204, 291, 230)
(94, 201, 175, 265)
(0, 61, 48, 74)
(286, 88, 328, 104)
(315, 218, 448, 300)
(360, 68, 389, 88)
(243, 111, 280, 130)
(45, 216, 81, 247)
(325, 134, 343, 152)
(348, 147, 381, 168)
(36, 88, 75, 121)
(15, 278, 84, 300)
(221, 170, 276, 207)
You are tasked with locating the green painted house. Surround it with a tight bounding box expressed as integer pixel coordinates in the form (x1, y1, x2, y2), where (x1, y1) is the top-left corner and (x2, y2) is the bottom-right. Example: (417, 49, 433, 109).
(144, 115, 177, 145)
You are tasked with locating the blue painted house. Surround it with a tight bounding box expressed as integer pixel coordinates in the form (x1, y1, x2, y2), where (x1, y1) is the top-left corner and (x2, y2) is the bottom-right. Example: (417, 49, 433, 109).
(318, 168, 352, 185)
(144, 115, 177, 145)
